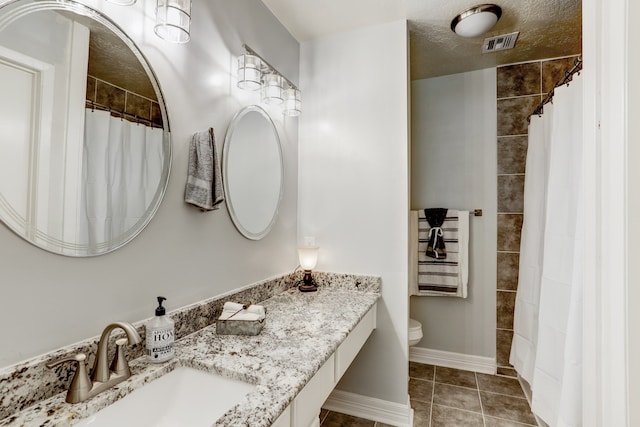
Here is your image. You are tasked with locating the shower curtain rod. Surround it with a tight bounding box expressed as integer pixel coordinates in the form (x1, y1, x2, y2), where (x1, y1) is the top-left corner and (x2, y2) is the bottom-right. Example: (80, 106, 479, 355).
(529, 56, 583, 120)
(85, 100, 163, 129)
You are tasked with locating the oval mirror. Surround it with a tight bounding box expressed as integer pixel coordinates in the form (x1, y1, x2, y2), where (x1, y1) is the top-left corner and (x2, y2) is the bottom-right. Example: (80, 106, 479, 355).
(0, 0, 171, 256)
(222, 106, 283, 240)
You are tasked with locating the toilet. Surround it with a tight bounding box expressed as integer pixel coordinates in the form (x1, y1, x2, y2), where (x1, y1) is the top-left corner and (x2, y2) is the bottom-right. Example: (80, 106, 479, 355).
(408, 212, 424, 347)
(408, 318, 423, 346)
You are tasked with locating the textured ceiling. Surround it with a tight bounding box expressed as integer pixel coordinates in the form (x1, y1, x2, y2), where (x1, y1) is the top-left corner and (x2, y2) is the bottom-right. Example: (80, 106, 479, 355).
(261, 0, 582, 80)
(87, 23, 156, 100)
(58, 11, 156, 100)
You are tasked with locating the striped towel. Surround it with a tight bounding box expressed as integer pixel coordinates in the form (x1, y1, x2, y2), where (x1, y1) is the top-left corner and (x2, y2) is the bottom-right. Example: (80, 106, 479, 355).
(417, 209, 469, 298)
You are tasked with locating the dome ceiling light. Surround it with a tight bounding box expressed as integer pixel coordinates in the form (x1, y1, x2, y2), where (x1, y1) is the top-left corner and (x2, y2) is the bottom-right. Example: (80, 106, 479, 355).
(451, 4, 502, 38)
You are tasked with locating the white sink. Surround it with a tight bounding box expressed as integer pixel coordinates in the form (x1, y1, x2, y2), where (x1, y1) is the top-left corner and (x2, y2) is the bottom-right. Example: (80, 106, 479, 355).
(75, 366, 256, 426)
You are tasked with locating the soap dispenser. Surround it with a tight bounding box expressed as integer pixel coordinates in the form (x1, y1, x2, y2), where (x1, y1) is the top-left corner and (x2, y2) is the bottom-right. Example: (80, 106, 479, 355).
(146, 296, 175, 363)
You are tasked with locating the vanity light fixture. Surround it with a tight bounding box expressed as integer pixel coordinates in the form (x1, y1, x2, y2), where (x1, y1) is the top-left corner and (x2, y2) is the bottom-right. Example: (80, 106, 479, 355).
(262, 73, 285, 105)
(297, 239, 319, 292)
(237, 54, 263, 90)
(451, 4, 502, 38)
(237, 44, 302, 116)
(105, 0, 137, 6)
(154, 0, 192, 43)
(283, 88, 301, 117)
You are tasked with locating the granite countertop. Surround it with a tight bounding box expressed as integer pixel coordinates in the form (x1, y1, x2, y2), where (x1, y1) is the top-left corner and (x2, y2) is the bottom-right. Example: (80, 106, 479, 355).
(1, 281, 379, 427)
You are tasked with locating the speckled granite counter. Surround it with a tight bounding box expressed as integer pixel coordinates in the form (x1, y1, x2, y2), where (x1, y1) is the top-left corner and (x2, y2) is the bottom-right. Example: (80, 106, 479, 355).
(0, 272, 380, 427)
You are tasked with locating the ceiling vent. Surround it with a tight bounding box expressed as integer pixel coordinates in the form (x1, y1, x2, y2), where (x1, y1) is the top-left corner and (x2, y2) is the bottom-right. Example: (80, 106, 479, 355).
(482, 31, 519, 53)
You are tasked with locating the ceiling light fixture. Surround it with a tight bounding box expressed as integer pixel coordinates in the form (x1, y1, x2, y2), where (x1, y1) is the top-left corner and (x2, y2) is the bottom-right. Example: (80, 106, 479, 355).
(451, 4, 502, 38)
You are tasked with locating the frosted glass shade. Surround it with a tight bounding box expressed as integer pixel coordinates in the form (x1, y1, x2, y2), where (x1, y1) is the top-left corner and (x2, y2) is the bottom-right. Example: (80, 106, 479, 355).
(154, 0, 192, 43)
(283, 88, 301, 117)
(451, 4, 502, 38)
(237, 55, 262, 91)
(298, 247, 319, 271)
(262, 73, 284, 105)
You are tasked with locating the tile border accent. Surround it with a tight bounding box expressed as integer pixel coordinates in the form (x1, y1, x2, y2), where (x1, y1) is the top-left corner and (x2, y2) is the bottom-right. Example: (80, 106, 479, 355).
(409, 347, 496, 375)
(323, 390, 413, 427)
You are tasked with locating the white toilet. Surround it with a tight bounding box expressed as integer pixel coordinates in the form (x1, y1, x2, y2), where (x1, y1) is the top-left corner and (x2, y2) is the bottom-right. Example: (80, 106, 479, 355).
(408, 211, 425, 347)
(408, 318, 423, 346)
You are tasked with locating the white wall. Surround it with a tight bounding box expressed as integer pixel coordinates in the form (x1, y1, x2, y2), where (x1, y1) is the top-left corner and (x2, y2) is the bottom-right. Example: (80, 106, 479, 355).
(628, 1, 640, 424)
(298, 21, 409, 404)
(0, 0, 299, 368)
(410, 69, 497, 358)
(583, 0, 638, 425)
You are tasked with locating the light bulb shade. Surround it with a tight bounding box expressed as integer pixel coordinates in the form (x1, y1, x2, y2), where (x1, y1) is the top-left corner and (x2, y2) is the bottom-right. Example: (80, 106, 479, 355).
(451, 4, 502, 38)
(262, 73, 285, 105)
(237, 54, 262, 90)
(298, 246, 319, 271)
(283, 88, 301, 117)
(105, 0, 136, 5)
(154, 0, 192, 43)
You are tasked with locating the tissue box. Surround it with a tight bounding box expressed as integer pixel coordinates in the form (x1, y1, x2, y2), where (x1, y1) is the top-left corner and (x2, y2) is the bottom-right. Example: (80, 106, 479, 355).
(216, 318, 265, 336)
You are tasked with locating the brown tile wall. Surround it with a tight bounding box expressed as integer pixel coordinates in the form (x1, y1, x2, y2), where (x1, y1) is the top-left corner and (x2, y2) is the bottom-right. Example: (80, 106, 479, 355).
(495, 55, 580, 376)
(86, 75, 163, 127)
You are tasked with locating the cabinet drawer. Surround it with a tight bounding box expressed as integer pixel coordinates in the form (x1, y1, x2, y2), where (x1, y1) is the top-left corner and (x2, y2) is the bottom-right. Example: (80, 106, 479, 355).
(335, 303, 377, 381)
(292, 355, 335, 427)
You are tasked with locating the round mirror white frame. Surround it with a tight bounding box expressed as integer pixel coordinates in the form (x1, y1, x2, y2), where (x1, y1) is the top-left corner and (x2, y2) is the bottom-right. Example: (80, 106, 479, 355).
(222, 105, 283, 240)
(0, 0, 172, 256)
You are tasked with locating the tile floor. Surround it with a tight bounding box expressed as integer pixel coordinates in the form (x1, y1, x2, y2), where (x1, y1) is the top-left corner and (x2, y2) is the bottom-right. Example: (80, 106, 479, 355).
(319, 362, 538, 427)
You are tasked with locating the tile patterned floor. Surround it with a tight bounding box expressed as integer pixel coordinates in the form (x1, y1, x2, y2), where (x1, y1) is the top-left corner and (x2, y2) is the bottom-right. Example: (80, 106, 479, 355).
(319, 362, 538, 427)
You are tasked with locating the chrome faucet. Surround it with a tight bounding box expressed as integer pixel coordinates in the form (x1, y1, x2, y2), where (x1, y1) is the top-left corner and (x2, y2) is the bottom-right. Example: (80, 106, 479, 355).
(46, 322, 142, 403)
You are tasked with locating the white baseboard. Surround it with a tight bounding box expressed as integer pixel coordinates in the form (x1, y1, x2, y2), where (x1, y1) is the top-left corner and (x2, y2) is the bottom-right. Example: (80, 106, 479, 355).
(409, 346, 496, 374)
(323, 389, 413, 427)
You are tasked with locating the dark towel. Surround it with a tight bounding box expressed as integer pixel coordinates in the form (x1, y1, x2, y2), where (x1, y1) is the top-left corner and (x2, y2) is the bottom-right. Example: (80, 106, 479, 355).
(424, 208, 448, 259)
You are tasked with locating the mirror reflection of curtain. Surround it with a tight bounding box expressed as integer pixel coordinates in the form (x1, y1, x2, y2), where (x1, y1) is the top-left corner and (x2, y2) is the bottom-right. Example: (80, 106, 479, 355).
(80, 109, 163, 247)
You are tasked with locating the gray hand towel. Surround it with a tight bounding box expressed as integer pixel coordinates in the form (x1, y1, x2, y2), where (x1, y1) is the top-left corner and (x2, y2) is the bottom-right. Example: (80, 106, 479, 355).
(184, 128, 224, 211)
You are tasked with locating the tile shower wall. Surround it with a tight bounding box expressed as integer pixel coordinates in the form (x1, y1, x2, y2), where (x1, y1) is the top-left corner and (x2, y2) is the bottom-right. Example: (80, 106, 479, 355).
(495, 55, 580, 376)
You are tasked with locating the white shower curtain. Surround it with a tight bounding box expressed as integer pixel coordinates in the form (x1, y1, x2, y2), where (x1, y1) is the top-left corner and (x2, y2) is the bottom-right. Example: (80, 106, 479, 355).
(509, 105, 553, 384)
(510, 75, 583, 427)
(80, 109, 164, 247)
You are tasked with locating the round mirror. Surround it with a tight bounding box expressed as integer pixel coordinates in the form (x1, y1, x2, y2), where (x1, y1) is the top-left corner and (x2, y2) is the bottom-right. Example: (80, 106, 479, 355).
(222, 106, 283, 240)
(0, 0, 171, 256)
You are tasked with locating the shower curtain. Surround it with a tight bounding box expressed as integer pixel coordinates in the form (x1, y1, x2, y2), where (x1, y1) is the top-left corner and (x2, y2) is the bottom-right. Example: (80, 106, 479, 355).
(510, 75, 583, 427)
(80, 109, 164, 247)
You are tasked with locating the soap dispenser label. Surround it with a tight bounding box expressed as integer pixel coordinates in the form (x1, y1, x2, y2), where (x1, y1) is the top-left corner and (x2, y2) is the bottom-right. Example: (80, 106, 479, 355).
(146, 328, 174, 362)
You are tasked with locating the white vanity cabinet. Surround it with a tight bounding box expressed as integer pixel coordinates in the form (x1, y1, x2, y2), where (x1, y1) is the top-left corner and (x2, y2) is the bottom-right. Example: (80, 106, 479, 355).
(273, 302, 377, 427)
(272, 406, 291, 427)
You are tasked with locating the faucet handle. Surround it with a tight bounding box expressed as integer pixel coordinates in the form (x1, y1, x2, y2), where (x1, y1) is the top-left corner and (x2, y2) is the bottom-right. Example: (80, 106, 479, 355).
(46, 353, 92, 404)
(110, 337, 131, 377)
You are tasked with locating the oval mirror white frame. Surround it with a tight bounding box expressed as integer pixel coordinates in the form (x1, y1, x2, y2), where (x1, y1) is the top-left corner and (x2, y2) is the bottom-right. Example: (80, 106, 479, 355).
(222, 106, 283, 240)
(0, 0, 171, 256)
